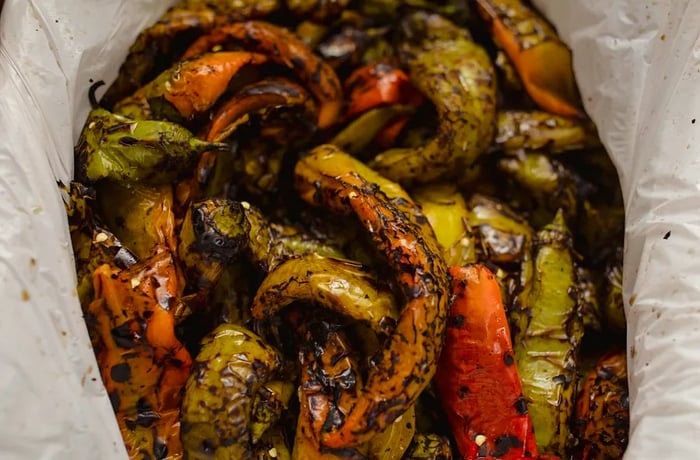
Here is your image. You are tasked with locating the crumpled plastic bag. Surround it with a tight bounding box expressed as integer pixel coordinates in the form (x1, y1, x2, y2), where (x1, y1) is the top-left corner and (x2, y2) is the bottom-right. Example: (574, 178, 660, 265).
(0, 0, 698, 458)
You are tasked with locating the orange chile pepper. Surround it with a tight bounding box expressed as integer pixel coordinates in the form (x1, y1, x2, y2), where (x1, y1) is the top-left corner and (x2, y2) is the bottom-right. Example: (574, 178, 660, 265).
(344, 62, 424, 147)
(154, 51, 269, 121)
(182, 21, 343, 128)
(474, 0, 584, 118)
(88, 249, 192, 458)
(344, 62, 424, 119)
(435, 264, 540, 460)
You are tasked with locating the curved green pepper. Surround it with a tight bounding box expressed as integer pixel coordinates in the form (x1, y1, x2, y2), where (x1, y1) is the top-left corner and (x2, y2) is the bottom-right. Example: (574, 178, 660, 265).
(369, 12, 496, 185)
(252, 254, 399, 336)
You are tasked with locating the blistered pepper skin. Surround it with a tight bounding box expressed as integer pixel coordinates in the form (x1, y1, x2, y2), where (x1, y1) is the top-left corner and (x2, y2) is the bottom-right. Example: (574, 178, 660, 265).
(369, 12, 496, 185)
(294, 145, 450, 448)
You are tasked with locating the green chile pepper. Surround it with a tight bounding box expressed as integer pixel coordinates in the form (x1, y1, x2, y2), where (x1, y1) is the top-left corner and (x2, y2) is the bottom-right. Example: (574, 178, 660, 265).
(512, 211, 583, 456)
(181, 323, 282, 459)
(252, 254, 399, 336)
(369, 12, 496, 185)
(76, 108, 225, 184)
(498, 152, 578, 226)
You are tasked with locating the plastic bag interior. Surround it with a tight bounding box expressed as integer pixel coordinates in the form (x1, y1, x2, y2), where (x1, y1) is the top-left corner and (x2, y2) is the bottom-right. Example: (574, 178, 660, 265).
(1, 0, 700, 458)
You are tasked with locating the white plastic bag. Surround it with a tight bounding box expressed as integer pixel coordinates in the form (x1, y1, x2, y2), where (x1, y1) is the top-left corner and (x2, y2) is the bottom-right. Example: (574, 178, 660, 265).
(1, 0, 698, 458)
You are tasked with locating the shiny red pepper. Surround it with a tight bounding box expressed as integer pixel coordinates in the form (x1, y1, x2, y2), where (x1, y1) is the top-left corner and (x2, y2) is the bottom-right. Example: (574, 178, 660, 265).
(436, 264, 542, 460)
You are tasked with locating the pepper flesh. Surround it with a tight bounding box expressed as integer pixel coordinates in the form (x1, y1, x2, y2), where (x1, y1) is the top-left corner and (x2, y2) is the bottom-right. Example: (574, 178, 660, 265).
(436, 264, 539, 460)
(294, 144, 450, 448)
(182, 21, 343, 128)
(369, 12, 496, 185)
(474, 0, 583, 118)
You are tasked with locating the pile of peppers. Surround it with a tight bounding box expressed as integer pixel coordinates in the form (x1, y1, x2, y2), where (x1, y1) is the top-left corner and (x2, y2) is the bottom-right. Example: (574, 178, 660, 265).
(65, 0, 629, 459)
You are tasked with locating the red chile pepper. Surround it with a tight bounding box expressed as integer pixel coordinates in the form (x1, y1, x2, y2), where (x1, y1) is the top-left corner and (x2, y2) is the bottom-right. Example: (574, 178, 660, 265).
(343, 62, 424, 147)
(436, 264, 542, 460)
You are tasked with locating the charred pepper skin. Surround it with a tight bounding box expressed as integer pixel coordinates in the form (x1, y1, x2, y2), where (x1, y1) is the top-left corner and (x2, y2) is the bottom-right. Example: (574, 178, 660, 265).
(512, 211, 583, 456)
(181, 323, 282, 459)
(369, 12, 496, 185)
(252, 254, 399, 336)
(294, 145, 450, 448)
(436, 265, 539, 460)
(75, 108, 225, 184)
(474, 0, 584, 118)
(182, 21, 343, 128)
(574, 351, 629, 460)
(403, 434, 453, 459)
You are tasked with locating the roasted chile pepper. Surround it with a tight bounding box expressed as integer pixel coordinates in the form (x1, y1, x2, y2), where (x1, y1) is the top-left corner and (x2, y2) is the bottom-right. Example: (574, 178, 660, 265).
(293, 318, 368, 460)
(179, 77, 316, 203)
(144, 51, 270, 122)
(574, 351, 628, 460)
(101, 7, 227, 108)
(436, 265, 539, 460)
(412, 184, 478, 267)
(467, 194, 534, 317)
(182, 21, 343, 128)
(177, 199, 250, 295)
(369, 12, 496, 185)
(75, 108, 225, 184)
(96, 181, 177, 260)
(301, 144, 435, 238)
(495, 111, 600, 155)
(338, 61, 425, 152)
(344, 62, 424, 120)
(178, 198, 348, 298)
(252, 254, 399, 336)
(498, 153, 578, 226)
(250, 380, 295, 444)
(512, 211, 583, 456)
(294, 145, 450, 448)
(403, 434, 453, 459)
(180, 323, 282, 459)
(88, 251, 192, 459)
(474, 0, 583, 118)
(330, 105, 416, 157)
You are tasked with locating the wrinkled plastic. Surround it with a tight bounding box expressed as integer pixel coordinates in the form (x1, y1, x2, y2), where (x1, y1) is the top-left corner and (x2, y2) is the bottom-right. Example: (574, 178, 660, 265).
(0, 0, 698, 458)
